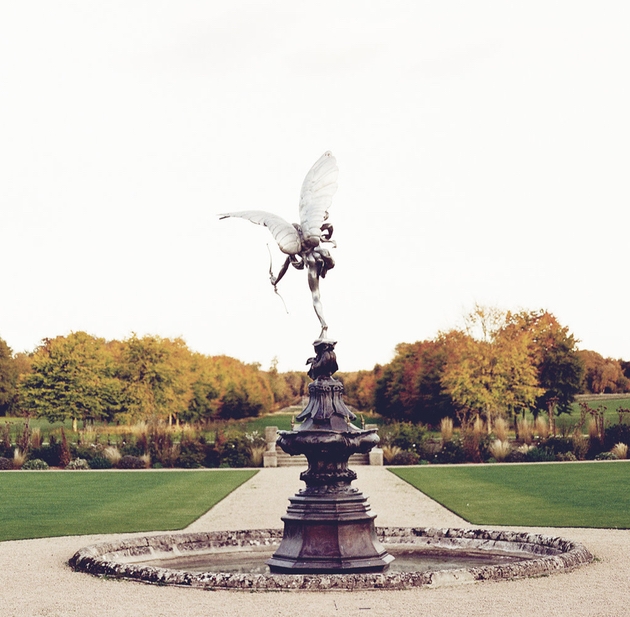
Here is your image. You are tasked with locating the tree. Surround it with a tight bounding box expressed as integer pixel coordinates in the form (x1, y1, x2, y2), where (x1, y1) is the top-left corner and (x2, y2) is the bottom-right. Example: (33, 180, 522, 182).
(374, 339, 454, 425)
(0, 338, 19, 416)
(116, 335, 194, 423)
(18, 332, 122, 425)
(578, 350, 628, 394)
(505, 310, 584, 415)
(185, 355, 273, 422)
(338, 369, 378, 412)
(440, 307, 542, 428)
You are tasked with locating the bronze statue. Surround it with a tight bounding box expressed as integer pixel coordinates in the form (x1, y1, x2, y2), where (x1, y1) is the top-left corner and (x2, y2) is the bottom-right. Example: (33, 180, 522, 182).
(219, 151, 338, 340)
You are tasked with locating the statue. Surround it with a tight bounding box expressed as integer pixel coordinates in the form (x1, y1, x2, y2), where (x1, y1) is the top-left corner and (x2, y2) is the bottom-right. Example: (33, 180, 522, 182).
(220, 152, 391, 573)
(219, 151, 338, 341)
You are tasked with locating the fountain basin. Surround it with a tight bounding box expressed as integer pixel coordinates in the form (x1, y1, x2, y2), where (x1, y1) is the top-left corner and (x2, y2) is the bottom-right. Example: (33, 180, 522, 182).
(69, 527, 593, 591)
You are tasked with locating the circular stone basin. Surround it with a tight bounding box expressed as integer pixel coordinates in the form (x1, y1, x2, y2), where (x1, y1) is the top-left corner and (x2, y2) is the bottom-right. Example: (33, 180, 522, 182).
(69, 527, 593, 591)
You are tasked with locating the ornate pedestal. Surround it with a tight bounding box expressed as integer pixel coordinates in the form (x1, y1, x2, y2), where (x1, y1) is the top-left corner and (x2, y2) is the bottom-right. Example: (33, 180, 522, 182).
(267, 341, 394, 574)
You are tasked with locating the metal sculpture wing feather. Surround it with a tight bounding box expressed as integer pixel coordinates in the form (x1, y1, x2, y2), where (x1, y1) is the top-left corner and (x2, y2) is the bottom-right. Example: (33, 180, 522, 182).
(298, 151, 339, 247)
(218, 210, 301, 255)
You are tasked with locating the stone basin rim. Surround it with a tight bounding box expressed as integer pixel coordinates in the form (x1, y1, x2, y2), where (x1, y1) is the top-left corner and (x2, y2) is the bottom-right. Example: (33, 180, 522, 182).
(69, 526, 594, 591)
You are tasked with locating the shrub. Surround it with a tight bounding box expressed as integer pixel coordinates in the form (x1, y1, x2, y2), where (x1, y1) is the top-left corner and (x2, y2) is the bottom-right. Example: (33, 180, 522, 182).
(506, 448, 527, 463)
(203, 444, 221, 468)
(556, 451, 577, 462)
(70, 443, 101, 463)
(118, 455, 146, 469)
(29, 443, 62, 467)
(605, 424, 630, 451)
(148, 424, 176, 466)
(544, 437, 574, 456)
(461, 428, 489, 463)
(177, 439, 206, 468)
(66, 458, 90, 470)
(390, 450, 420, 465)
(571, 435, 589, 460)
(59, 429, 71, 468)
(0, 456, 13, 470)
(1, 423, 11, 456)
(595, 451, 618, 461)
(220, 434, 252, 468)
(89, 456, 113, 469)
(119, 442, 145, 458)
(525, 446, 556, 462)
(381, 423, 428, 458)
(434, 439, 466, 464)
(22, 458, 50, 470)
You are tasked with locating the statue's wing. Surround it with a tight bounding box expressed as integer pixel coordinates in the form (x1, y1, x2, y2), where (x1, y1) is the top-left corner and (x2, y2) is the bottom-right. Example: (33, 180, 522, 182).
(219, 210, 301, 255)
(298, 151, 338, 247)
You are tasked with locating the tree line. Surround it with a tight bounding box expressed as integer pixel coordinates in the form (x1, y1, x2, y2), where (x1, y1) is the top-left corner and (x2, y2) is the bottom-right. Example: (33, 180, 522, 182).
(0, 333, 309, 424)
(341, 307, 630, 427)
(0, 306, 628, 427)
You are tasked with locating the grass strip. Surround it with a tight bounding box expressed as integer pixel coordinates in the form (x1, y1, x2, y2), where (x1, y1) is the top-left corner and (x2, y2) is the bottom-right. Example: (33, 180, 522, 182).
(0, 469, 256, 542)
(390, 461, 630, 529)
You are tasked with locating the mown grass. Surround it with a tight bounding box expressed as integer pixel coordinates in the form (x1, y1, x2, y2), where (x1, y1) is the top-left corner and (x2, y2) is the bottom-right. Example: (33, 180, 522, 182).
(391, 461, 630, 528)
(0, 469, 256, 542)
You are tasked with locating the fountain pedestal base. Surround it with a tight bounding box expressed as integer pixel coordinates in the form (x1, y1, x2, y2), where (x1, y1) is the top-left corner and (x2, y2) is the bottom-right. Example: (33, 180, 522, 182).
(267, 481, 394, 573)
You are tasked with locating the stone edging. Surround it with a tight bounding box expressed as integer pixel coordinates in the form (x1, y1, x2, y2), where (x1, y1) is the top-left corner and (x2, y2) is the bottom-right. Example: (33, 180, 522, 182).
(69, 527, 593, 591)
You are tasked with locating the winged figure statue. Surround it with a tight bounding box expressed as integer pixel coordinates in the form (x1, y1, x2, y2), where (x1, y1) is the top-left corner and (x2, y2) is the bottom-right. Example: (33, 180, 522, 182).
(220, 151, 339, 340)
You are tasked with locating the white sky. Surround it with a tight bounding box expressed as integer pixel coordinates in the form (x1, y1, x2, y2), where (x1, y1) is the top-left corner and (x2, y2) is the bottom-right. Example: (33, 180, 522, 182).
(1, 1, 629, 372)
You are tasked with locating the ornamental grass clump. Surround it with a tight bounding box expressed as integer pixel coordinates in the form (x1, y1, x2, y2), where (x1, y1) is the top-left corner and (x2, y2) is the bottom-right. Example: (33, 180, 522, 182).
(13, 448, 26, 469)
(611, 443, 628, 460)
(103, 446, 122, 466)
(382, 445, 402, 464)
(30, 427, 43, 449)
(488, 439, 511, 462)
(494, 417, 509, 442)
(534, 416, 549, 440)
(517, 418, 533, 444)
(440, 417, 453, 444)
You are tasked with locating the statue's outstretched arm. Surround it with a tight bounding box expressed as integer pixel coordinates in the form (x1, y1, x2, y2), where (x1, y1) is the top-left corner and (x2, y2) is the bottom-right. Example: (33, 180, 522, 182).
(270, 255, 292, 289)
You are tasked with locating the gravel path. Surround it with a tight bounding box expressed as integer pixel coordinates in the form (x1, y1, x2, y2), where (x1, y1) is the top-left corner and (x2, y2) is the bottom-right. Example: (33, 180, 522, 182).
(3, 466, 630, 617)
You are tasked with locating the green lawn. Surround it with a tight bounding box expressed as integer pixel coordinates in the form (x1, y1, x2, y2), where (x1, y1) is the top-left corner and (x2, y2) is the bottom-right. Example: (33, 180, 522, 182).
(0, 469, 256, 542)
(391, 461, 630, 529)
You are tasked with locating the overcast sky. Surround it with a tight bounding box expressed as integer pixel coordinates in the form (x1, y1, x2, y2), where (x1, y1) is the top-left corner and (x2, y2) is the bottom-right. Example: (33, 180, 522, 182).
(2, 1, 629, 372)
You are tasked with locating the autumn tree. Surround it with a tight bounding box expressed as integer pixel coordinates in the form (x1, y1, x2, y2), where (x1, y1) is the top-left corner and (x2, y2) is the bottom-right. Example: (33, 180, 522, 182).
(505, 310, 584, 415)
(338, 369, 379, 412)
(19, 332, 123, 426)
(186, 355, 273, 421)
(265, 357, 297, 410)
(440, 306, 542, 428)
(0, 338, 20, 416)
(578, 350, 628, 394)
(116, 335, 195, 424)
(374, 339, 454, 425)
